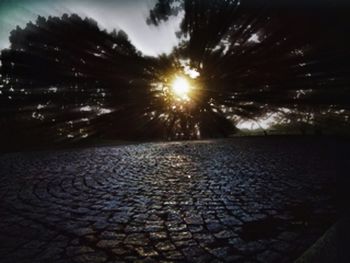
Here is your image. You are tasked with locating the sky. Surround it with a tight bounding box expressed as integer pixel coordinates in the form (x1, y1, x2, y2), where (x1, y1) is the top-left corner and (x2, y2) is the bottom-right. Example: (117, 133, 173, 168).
(0, 0, 182, 56)
(236, 114, 278, 130)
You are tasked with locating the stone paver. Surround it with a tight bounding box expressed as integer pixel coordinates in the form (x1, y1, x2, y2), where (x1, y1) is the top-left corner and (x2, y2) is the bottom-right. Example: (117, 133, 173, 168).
(0, 137, 341, 262)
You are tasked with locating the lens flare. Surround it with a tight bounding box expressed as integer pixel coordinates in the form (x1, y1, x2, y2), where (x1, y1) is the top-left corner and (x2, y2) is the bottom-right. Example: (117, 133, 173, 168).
(171, 76, 191, 101)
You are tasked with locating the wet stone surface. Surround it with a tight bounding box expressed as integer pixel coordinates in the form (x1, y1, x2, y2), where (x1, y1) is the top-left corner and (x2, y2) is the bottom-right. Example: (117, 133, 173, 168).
(0, 137, 341, 262)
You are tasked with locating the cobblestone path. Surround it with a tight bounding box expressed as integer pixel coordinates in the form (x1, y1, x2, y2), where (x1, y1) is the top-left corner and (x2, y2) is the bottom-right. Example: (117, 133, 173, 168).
(0, 138, 340, 262)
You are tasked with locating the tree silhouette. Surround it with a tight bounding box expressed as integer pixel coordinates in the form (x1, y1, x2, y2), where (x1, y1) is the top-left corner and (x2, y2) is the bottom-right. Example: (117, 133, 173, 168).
(1, 1, 350, 147)
(0, 14, 158, 144)
(148, 0, 350, 126)
(0, 13, 237, 144)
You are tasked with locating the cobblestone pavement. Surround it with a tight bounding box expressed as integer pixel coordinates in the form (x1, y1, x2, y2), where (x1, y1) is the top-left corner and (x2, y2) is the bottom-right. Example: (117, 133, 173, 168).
(0, 137, 341, 262)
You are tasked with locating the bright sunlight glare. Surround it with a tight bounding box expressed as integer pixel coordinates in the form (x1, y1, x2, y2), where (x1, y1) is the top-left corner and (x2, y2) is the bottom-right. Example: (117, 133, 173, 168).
(171, 76, 191, 101)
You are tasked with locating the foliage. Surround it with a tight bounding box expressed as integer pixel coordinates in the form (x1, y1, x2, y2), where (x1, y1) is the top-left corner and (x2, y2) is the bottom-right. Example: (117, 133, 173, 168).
(1, 1, 350, 146)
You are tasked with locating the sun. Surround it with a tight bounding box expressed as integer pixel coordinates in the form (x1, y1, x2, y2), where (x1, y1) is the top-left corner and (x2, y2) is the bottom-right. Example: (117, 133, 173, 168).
(171, 76, 191, 101)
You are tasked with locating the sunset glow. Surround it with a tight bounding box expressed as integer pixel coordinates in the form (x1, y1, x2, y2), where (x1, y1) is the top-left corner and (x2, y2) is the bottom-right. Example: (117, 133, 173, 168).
(171, 76, 192, 101)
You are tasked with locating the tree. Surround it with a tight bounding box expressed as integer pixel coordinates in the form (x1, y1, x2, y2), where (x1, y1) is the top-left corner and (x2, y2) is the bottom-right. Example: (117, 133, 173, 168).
(1, 1, 350, 146)
(0, 14, 156, 144)
(0, 13, 237, 144)
(147, 0, 350, 130)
